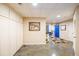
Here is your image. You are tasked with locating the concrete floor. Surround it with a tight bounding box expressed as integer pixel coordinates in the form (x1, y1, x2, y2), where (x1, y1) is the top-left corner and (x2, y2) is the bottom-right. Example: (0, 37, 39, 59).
(14, 39, 75, 56)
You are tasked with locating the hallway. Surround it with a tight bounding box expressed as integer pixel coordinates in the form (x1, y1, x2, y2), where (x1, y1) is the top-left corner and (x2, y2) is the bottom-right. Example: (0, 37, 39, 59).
(0, 3, 79, 56)
(14, 38, 74, 56)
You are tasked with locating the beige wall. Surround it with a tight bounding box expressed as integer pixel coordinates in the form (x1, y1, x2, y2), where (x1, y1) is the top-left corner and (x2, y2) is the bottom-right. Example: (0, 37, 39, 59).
(0, 4, 23, 56)
(23, 18, 46, 45)
(73, 6, 79, 56)
(59, 20, 74, 42)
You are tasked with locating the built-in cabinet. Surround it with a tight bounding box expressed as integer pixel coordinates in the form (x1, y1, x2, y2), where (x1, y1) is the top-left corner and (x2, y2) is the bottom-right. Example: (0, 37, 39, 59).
(0, 4, 23, 56)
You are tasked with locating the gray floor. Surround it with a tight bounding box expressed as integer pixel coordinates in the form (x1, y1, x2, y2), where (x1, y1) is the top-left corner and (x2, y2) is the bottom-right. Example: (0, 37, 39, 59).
(14, 39, 75, 56)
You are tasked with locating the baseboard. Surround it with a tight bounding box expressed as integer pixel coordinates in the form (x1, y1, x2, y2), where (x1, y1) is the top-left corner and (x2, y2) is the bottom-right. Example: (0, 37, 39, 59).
(23, 43, 46, 45)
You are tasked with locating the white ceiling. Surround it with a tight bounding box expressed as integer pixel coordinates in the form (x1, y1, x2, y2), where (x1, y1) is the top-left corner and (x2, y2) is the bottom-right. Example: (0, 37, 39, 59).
(7, 3, 79, 23)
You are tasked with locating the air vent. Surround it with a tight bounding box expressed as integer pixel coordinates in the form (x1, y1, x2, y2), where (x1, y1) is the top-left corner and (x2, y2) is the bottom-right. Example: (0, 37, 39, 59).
(18, 3, 22, 5)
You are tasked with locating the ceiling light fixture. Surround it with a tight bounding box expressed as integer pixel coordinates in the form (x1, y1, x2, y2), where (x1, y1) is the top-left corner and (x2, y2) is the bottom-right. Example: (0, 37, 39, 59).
(32, 3, 38, 6)
(57, 15, 61, 18)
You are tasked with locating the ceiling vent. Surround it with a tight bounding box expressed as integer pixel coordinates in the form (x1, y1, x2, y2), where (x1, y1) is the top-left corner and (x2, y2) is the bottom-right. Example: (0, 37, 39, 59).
(18, 3, 22, 5)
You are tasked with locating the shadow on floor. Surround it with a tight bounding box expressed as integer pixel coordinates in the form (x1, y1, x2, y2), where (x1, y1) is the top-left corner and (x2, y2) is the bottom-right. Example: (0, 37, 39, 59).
(14, 39, 75, 56)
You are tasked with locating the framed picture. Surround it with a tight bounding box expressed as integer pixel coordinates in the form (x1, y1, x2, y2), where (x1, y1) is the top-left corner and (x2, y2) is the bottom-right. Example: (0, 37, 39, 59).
(61, 25, 66, 31)
(29, 22, 40, 31)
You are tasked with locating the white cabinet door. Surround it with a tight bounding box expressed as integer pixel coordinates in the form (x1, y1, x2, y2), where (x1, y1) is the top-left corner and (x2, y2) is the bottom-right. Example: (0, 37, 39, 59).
(8, 20, 17, 55)
(0, 16, 10, 56)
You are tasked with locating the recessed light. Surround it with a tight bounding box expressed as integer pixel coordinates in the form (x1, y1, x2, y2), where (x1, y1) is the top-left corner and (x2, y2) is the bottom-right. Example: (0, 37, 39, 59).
(32, 3, 38, 6)
(57, 15, 61, 18)
(52, 53, 56, 56)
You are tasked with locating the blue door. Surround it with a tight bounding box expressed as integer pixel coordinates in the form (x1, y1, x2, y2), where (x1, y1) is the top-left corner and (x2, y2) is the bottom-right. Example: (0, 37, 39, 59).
(54, 24, 60, 38)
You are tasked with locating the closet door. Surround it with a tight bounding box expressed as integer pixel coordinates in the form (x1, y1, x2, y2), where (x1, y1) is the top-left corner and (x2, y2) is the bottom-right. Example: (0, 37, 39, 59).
(8, 20, 17, 55)
(0, 16, 10, 56)
(16, 22, 20, 51)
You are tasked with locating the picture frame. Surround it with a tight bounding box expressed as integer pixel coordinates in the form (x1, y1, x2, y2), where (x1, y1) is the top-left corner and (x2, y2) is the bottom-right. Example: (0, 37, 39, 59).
(61, 25, 66, 31)
(29, 22, 40, 31)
